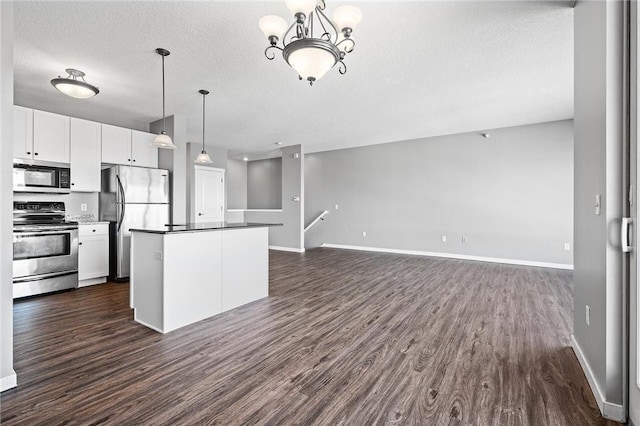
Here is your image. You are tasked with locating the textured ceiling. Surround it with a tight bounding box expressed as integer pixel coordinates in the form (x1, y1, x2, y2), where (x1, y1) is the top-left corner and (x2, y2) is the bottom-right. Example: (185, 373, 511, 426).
(13, 1, 573, 158)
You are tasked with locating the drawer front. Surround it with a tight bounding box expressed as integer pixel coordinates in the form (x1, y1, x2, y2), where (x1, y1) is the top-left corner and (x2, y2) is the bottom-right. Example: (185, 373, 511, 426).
(79, 223, 109, 237)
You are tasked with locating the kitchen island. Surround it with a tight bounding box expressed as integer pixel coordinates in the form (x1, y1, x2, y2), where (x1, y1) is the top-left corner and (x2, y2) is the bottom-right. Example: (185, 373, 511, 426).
(129, 222, 280, 333)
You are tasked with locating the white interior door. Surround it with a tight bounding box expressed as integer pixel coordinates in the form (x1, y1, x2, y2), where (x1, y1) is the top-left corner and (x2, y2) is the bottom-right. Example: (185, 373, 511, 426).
(194, 166, 225, 223)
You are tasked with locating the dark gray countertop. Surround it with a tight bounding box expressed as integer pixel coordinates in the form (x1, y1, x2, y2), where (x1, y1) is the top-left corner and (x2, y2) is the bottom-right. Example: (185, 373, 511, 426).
(129, 222, 282, 234)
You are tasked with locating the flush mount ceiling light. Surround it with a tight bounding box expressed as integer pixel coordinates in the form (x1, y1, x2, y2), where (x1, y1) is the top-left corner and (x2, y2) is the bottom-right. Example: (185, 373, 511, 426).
(194, 89, 213, 164)
(259, 0, 362, 85)
(152, 48, 177, 150)
(50, 68, 99, 99)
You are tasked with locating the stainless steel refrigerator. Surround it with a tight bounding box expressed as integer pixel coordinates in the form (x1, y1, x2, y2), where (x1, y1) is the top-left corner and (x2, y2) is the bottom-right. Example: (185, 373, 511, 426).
(100, 166, 170, 281)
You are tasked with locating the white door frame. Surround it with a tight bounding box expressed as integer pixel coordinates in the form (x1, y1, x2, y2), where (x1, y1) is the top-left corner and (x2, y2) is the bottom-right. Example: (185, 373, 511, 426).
(193, 165, 225, 223)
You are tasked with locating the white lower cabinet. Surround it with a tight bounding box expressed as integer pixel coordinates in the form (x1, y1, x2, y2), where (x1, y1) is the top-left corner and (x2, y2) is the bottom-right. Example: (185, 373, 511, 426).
(78, 223, 109, 287)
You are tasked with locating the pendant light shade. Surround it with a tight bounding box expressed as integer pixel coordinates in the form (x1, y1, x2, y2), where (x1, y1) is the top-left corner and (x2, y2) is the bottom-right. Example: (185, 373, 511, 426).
(51, 69, 99, 99)
(194, 89, 213, 164)
(152, 48, 177, 150)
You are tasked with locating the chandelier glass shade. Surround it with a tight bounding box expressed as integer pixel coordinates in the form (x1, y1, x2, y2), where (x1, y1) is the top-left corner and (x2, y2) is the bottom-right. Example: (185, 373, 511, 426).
(259, 0, 362, 85)
(194, 89, 213, 164)
(50, 69, 99, 99)
(152, 48, 177, 150)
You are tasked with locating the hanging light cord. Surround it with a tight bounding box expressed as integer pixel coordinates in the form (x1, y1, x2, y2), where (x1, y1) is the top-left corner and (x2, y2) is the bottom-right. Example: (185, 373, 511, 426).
(202, 92, 206, 152)
(161, 54, 166, 133)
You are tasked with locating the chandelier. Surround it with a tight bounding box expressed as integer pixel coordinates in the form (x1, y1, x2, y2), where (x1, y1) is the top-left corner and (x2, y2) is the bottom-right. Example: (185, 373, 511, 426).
(259, 0, 362, 85)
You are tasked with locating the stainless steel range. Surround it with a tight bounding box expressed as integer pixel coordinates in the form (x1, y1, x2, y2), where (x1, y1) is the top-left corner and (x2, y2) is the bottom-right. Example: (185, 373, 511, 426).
(13, 201, 79, 298)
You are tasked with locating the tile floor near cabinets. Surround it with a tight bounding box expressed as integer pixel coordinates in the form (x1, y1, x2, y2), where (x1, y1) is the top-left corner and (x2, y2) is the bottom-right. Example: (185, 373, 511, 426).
(1, 248, 618, 425)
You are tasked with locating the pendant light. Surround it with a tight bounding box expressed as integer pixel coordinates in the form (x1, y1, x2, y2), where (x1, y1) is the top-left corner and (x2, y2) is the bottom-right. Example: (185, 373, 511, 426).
(194, 89, 213, 164)
(152, 48, 177, 150)
(50, 68, 99, 99)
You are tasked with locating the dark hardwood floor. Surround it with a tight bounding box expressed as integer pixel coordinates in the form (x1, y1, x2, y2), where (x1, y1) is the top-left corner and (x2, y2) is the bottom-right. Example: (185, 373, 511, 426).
(1, 248, 620, 425)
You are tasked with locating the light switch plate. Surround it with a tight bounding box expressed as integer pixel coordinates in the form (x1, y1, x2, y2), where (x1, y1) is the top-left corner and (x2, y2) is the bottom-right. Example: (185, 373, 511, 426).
(80, 203, 87, 212)
(586, 305, 590, 326)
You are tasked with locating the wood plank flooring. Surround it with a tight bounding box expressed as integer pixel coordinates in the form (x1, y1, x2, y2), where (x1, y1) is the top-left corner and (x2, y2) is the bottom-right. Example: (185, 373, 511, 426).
(1, 248, 620, 425)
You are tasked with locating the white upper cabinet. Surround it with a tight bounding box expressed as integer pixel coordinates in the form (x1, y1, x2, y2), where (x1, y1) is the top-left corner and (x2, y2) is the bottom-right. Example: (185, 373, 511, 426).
(131, 130, 158, 168)
(70, 118, 101, 192)
(102, 125, 158, 168)
(13, 106, 33, 161)
(33, 110, 70, 163)
(101, 124, 131, 166)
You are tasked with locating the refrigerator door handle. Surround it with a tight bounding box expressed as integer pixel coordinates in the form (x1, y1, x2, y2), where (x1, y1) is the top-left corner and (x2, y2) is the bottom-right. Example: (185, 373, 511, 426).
(116, 175, 126, 233)
(622, 217, 633, 253)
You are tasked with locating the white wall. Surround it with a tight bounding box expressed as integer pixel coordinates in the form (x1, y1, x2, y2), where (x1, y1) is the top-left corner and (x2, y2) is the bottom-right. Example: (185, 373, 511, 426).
(1, 0, 16, 392)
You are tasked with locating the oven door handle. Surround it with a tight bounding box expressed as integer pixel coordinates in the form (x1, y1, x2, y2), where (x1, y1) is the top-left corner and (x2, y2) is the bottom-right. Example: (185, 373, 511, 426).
(13, 229, 77, 237)
(116, 175, 126, 232)
(13, 226, 78, 233)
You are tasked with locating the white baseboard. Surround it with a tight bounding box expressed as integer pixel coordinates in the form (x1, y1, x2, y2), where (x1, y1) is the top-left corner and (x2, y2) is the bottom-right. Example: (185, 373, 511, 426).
(269, 246, 305, 253)
(603, 401, 626, 423)
(571, 335, 605, 414)
(78, 277, 107, 288)
(1, 371, 17, 392)
(570, 335, 626, 422)
(319, 244, 573, 270)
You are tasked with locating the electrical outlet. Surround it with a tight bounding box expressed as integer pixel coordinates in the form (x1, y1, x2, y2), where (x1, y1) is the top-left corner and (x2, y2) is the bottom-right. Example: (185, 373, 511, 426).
(441, 235, 447, 243)
(586, 305, 590, 326)
(80, 203, 87, 212)
(462, 237, 467, 244)
(335, 204, 339, 210)
(154, 251, 163, 261)
(362, 231, 367, 237)
(564, 243, 571, 251)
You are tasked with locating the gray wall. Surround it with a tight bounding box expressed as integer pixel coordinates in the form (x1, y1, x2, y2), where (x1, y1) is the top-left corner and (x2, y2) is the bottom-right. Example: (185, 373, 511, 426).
(245, 145, 304, 250)
(247, 158, 282, 209)
(1, 0, 14, 390)
(573, 0, 624, 412)
(152, 115, 188, 224)
(226, 159, 247, 209)
(305, 120, 574, 266)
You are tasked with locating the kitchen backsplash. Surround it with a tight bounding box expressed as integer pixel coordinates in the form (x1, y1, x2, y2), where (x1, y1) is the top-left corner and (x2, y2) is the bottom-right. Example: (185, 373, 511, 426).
(13, 192, 100, 221)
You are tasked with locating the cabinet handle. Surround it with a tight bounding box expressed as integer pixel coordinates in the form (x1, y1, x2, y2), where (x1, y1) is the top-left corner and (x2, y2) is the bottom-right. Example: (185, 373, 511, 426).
(26, 151, 31, 155)
(127, 159, 131, 161)
(92, 229, 96, 232)
(198, 213, 203, 216)
(34, 153, 38, 156)
(71, 183, 75, 186)
(133, 159, 136, 162)
(79, 242, 83, 246)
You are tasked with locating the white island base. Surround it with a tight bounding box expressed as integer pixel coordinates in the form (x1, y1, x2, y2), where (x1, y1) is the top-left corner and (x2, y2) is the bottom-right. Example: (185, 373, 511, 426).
(130, 225, 269, 333)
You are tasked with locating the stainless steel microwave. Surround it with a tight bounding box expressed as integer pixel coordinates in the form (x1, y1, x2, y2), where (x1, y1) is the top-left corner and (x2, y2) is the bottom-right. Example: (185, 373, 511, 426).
(13, 164, 71, 193)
